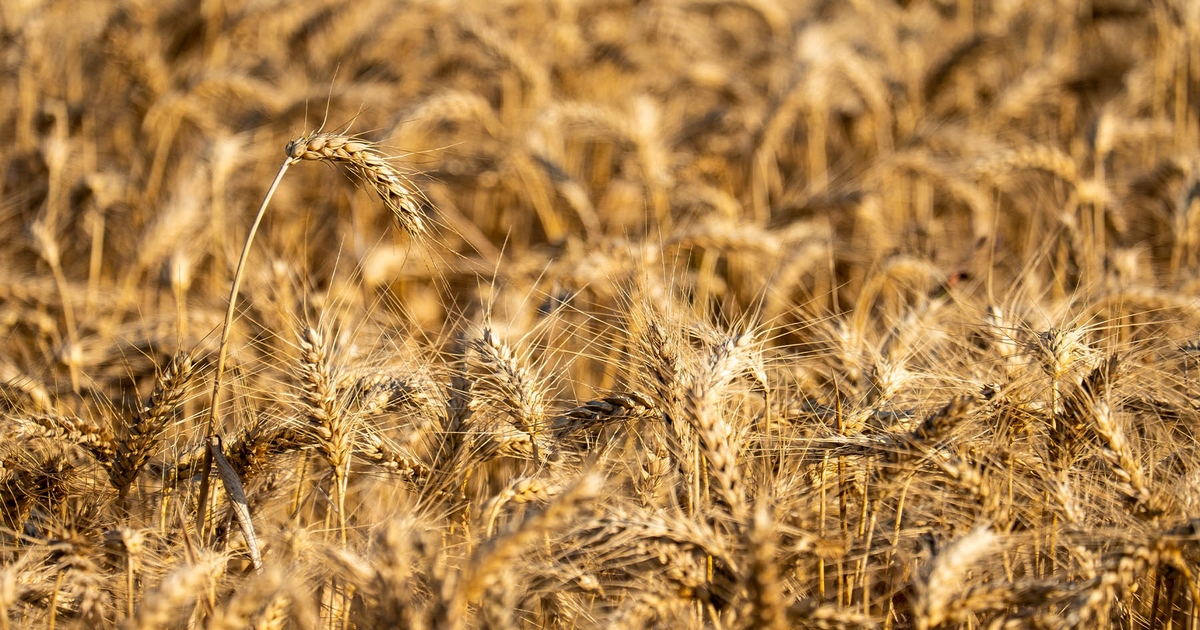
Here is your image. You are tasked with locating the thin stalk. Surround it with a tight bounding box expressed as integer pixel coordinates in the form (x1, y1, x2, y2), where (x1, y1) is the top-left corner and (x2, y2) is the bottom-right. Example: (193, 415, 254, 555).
(196, 158, 294, 538)
(85, 195, 105, 320)
(48, 571, 63, 630)
(48, 259, 81, 394)
(335, 459, 349, 546)
(290, 454, 310, 519)
(884, 476, 913, 630)
(126, 553, 134, 620)
(1151, 569, 1164, 630)
(835, 385, 848, 606)
(818, 451, 828, 603)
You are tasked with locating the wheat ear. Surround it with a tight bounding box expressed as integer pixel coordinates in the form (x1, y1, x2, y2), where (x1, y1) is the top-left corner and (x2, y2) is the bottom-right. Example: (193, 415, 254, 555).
(916, 526, 998, 630)
(297, 326, 355, 544)
(469, 326, 548, 464)
(285, 132, 427, 237)
(444, 473, 602, 630)
(111, 351, 193, 499)
(126, 553, 226, 630)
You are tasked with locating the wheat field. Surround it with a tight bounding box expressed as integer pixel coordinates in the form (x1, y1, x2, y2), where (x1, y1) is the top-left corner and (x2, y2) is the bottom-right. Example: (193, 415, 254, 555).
(3, 0, 1200, 628)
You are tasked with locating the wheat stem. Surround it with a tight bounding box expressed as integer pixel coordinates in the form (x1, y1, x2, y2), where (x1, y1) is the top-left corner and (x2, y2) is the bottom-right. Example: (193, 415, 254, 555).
(196, 157, 294, 539)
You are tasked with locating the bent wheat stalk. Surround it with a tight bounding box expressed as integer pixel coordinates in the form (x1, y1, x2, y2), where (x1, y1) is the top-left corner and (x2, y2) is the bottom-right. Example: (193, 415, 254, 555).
(196, 132, 426, 539)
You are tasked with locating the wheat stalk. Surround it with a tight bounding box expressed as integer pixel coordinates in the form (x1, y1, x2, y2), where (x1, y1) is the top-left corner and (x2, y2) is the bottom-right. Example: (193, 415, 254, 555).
(197, 132, 428, 540)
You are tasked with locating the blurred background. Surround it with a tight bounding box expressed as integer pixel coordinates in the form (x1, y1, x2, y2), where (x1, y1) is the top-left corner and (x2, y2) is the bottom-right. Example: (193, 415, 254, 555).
(3, 1, 1195, 387)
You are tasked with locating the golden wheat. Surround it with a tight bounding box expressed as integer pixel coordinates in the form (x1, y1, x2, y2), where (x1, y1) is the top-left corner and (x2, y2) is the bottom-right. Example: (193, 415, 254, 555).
(6, 2, 1200, 628)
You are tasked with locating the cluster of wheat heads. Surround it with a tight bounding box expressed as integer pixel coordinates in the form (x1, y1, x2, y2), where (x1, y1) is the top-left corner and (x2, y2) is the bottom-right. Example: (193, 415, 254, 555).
(5, 0, 1200, 628)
